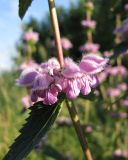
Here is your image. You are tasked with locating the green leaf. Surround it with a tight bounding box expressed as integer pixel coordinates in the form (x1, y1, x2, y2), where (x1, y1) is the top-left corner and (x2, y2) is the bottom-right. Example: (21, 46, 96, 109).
(3, 99, 64, 160)
(19, 0, 34, 19)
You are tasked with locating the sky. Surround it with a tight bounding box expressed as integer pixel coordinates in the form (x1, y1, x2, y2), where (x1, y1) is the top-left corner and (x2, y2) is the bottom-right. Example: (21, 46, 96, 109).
(0, 0, 76, 71)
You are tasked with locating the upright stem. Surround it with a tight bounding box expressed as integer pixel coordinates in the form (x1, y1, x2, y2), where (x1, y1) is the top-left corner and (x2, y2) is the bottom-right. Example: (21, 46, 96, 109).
(86, 4, 93, 43)
(48, 1, 92, 159)
(48, 0, 64, 68)
(27, 45, 32, 63)
(66, 100, 93, 160)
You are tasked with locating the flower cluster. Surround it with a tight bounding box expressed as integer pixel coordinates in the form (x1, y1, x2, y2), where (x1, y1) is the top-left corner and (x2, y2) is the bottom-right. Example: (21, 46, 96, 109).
(23, 31, 39, 43)
(51, 37, 73, 50)
(114, 19, 128, 40)
(79, 43, 100, 53)
(16, 54, 108, 106)
(18, 60, 39, 72)
(81, 20, 96, 29)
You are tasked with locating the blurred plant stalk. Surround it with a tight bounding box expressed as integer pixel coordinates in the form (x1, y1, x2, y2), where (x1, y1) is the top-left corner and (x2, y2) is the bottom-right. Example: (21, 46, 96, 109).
(48, 0, 93, 159)
(66, 100, 93, 160)
(27, 44, 32, 63)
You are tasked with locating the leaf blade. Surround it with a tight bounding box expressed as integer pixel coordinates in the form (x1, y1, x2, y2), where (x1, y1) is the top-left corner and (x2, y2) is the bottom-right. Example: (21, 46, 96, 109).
(3, 99, 64, 160)
(19, 0, 34, 19)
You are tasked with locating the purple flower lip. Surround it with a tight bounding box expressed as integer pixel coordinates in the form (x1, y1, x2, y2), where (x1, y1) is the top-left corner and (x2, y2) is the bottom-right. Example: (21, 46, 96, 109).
(79, 54, 109, 75)
(16, 68, 38, 87)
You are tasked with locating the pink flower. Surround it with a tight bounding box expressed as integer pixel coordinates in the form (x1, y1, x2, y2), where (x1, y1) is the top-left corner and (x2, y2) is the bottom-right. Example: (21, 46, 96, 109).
(124, 4, 128, 11)
(107, 66, 127, 76)
(114, 19, 128, 40)
(16, 68, 39, 87)
(22, 96, 43, 109)
(51, 37, 73, 50)
(107, 88, 121, 97)
(23, 31, 39, 42)
(79, 43, 100, 53)
(17, 55, 108, 105)
(118, 83, 127, 91)
(19, 60, 39, 72)
(59, 58, 99, 99)
(113, 149, 128, 158)
(41, 57, 60, 75)
(17, 58, 61, 105)
(79, 54, 108, 74)
(103, 51, 113, 57)
(22, 96, 31, 109)
(85, 125, 93, 133)
(81, 20, 96, 29)
(118, 66, 127, 75)
(113, 149, 123, 157)
(98, 72, 108, 83)
(61, 38, 73, 50)
(121, 99, 128, 108)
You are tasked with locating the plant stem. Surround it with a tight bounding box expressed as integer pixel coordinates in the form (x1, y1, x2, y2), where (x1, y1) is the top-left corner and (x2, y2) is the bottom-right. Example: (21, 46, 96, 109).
(66, 100, 93, 160)
(48, 0, 64, 68)
(27, 44, 32, 63)
(48, 1, 92, 159)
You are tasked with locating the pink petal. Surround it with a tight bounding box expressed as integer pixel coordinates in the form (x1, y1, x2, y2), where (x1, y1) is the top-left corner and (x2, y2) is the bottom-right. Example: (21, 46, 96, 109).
(43, 89, 58, 105)
(65, 79, 80, 99)
(22, 96, 31, 109)
(16, 68, 38, 87)
(82, 54, 108, 66)
(33, 73, 54, 91)
(62, 58, 81, 78)
(31, 91, 38, 102)
(80, 59, 104, 74)
(81, 80, 91, 95)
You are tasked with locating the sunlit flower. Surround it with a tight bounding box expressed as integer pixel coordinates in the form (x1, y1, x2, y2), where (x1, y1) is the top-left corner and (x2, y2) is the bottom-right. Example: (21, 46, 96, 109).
(23, 31, 39, 43)
(79, 43, 100, 53)
(17, 55, 108, 105)
(51, 37, 73, 50)
(107, 88, 121, 97)
(19, 60, 39, 72)
(81, 20, 96, 29)
(61, 38, 73, 50)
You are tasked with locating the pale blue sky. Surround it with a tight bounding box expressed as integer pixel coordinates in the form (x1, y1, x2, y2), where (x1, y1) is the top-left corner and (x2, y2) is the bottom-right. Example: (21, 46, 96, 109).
(0, 0, 76, 71)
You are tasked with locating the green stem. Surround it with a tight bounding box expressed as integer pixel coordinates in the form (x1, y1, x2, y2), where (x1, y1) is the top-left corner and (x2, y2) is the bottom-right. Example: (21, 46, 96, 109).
(27, 45, 32, 63)
(66, 100, 93, 160)
(48, 0, 64, 68)
(48, 1, 92, 159)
